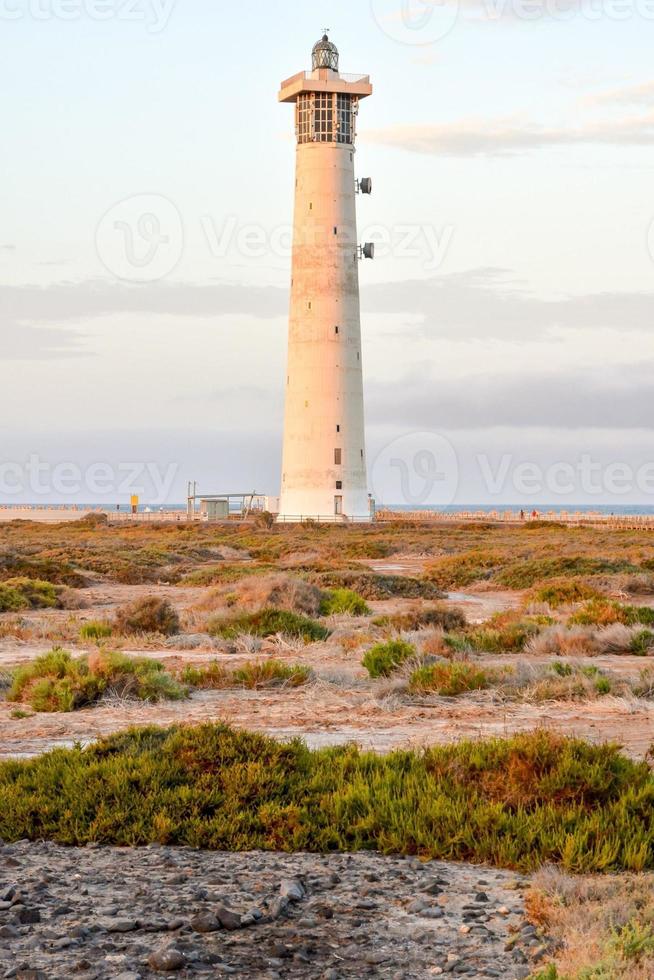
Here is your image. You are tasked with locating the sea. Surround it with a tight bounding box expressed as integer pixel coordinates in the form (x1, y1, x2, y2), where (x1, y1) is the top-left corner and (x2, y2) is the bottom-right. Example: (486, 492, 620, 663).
(42, 503, 654, 517)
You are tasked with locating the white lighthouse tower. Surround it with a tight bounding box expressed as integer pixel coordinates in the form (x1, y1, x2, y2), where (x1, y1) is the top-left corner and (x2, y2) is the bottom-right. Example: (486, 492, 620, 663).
(278, 34, 374, 523)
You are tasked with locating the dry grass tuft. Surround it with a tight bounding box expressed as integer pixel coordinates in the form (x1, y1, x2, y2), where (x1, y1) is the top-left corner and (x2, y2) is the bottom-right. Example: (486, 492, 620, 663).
(114, 596, 180, 637)
(194, 573, 325, 618)
(528, 866, 654, 978)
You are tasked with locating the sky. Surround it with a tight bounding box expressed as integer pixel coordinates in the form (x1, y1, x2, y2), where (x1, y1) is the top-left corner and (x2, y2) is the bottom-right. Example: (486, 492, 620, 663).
(2, 0, 654, 507)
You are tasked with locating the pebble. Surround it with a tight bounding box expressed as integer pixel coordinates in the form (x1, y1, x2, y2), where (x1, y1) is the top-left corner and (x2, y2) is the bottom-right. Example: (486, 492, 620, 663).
(0, 841, 550, 979)
(279, 878, 305, 902)
(189, 912, 221, 933)
(147, 945, 185, 972)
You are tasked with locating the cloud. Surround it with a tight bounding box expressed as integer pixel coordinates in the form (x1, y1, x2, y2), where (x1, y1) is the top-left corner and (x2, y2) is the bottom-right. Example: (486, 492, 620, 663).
(366, 112, 654, 157)
(5, 271, 654, 362)
(362, 268, 654, 339)
(1, 279, 289, 360)
(1, 279, 287, 332)
(585, 80, 654, 107)
(367, 366, 654, 430)
(3, 324, 88, 361)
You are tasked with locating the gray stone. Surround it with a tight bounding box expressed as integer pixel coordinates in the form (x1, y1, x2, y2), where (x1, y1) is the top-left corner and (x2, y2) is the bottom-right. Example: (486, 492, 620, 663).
(104, 919, 138, 933)
(422, 880, 443, 896)
(279, 879, 305, 902)
(215, 906, 243, 931)
(0, 842, 538, 980)
(147, 945, 185, 972)
(190, 912, 221, 933)
(421, 908, 444, 919)
(269, 896, 289, 920)
(365, 951, 389, 964)
(14, 911, 39, 926)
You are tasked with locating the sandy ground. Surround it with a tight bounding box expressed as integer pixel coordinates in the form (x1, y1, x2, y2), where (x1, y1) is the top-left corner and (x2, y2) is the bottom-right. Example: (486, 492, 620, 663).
(3, 685, 654, 761)
(3, 569, 654, 763)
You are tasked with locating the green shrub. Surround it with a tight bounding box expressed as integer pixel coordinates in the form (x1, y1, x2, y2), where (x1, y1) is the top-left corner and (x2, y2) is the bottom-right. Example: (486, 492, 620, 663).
(0, 555, 86, 588)
(467, 613, 551, 654)
(0, 584, 28, 613)
(0, 578, 60, 612)
(79, 621, 113, 641)
(8, 648, 186, 712)
(443, 633, 473, 655)
(632, 607, 654, 627)
(1, 726, 654, 873)
(631, 630, 654, 656)
(208, 608, 329, 642)
(425, 550, 502, 590)
(409, 662, 494, 697)
(530, 578, 602, 609)
(595, 677, 612, 696)
(570, 600, 654, 629)
(181, 564, 274, 586)
(551, 661, 574, 677)
(310, 571, 442, 600)
(610, 919, 654, 963)
(231, 660, 311, 689)
(373, 605, 467, 633)
(341, 539, 396, 559)
(320, 589, 370, 617)
(114, 596, 180, 636)
(179, 662, 230, 689)
(497, 557, 639, 590)
(362, 639, 414, 678)
(179, 660, 311, 690)
(529, 968, 562, 980)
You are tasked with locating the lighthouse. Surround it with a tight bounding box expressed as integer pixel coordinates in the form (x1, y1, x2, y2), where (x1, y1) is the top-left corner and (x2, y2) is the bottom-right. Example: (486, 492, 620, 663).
(278, 34, 374, 522)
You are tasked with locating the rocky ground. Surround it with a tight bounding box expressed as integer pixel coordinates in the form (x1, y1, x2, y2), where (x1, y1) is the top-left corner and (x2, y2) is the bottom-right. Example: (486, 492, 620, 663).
(0, 842, 550, 979)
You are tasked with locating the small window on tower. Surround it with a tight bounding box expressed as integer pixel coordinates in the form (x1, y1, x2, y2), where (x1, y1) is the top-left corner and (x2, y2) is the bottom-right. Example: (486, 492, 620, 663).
(334, 449, 342, 465)
(336, 425, 340, 432)
(334, 227, 338, 235)
(308, 301, 312, 310)
(336, 481, 343, 490)
(309, 202, 313, 210)
(335, 326, 339, 335)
